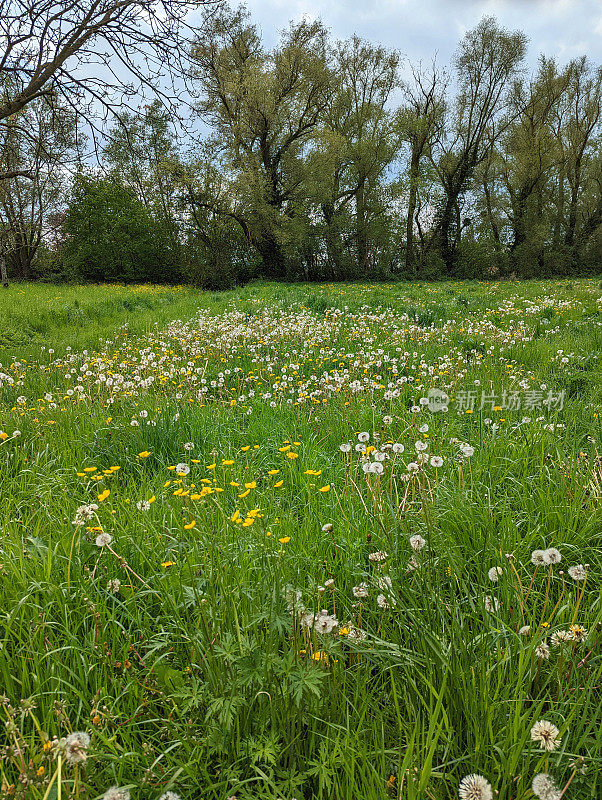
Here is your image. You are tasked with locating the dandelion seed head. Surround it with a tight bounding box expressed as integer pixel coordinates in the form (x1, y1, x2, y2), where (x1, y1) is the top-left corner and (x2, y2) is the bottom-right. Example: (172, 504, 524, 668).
(531, 773, 561, 800)
(63, 731, 90, 765)
(488, 566, 502, 582)
(542, 548, 561, 565)
(568, 564, 586, 581)
(409, 535, 426, 552)
(458, 773, 493, 800)
(530, 719, 561, 751)
(102, 788, 130, 800)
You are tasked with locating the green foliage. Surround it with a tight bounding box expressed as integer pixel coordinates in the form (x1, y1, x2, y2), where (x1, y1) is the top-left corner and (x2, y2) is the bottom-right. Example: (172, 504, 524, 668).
(61, 174, 180, 283)
(0, 279, 601, 800)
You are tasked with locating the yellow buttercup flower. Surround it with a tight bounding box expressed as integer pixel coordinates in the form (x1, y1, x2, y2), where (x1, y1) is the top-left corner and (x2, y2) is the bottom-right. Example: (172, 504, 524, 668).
(97, 489, 110, 502)
(184, 520, 196, 529)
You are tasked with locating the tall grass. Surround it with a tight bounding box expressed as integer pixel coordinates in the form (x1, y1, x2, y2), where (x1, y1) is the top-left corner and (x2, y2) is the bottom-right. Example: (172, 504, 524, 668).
(0, 278, 600, 800)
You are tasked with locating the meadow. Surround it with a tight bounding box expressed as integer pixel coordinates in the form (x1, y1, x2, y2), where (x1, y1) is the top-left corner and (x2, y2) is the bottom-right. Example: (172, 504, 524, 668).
(0, 278, 601, 800)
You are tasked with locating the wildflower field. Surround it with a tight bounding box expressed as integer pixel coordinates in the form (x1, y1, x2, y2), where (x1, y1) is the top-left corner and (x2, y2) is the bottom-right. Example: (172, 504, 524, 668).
(1, 279, 601, 800)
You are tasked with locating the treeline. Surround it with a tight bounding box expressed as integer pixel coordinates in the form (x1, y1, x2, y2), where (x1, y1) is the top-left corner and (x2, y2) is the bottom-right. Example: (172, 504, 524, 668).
(1, 5, 601, 287)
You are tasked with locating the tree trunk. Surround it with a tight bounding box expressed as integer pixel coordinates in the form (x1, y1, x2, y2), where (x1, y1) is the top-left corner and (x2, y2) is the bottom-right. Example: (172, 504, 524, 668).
(321, 202, 341, 278)
(255, 231, 287, 279)
(405, 148, 420, 275)
(553, 167, 566, 249)
(432, 196, 456, 271)
(482, 179, 501, 248)
(356, 178, 369, 273)
(564, 153, 583, 249)
(0, 253, 8, 288)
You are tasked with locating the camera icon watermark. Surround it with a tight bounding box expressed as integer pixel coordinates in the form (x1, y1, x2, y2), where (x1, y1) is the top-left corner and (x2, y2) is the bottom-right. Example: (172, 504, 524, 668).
(427, 388, 449, 413)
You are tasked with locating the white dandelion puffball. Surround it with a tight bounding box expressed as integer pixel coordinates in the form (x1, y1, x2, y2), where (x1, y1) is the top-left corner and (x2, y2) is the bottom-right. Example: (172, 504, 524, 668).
(530, 719, 561, 751)
(531, 773, 560, 800)
(458, 773, 493, 800)
(64, 731, 90, 765)
(487, 566, 502, 582)
(568, 564, 586, 581)
(409, 535, 426, 552)
(542, 548, 561, 565)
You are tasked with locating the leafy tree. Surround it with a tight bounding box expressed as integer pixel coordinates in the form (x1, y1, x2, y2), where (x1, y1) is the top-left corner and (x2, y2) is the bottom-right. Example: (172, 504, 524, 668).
(310, 36, 401, 277)
(104, 100, 183, 262)
(399, 61, 447, 274)
(61, 174, 176, 283)
(428, 17, 527, 272)
(189, 6, 332, 278)
(0, 92, 79, 285)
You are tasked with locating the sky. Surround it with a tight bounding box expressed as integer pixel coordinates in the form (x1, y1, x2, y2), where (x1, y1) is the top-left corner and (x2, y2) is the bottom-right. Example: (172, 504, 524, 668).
(233, 0, 602, 74)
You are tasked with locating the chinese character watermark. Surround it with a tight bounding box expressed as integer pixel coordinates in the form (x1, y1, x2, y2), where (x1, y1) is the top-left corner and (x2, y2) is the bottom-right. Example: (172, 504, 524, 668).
(427, 387, 565, 412)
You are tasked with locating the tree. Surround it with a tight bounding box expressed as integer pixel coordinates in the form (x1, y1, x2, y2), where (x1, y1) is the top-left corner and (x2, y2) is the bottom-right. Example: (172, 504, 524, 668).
(0, 93, 79, 284)
(497, 58, 569, 271)
(399, 60, 446, 274)
(189, 7, 332, 278)
(104, 100, 183, 262)
(61, 174, 175, 283)
(311, 35, 402, 277)
(0, 0, 211, 286)
(552, 58, 602, 258)
(428, 17, 527, 271)
(0, 0, 200, 147)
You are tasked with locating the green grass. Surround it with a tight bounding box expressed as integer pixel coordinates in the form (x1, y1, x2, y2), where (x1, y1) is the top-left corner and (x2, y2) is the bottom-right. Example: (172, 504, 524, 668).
(0, 278, 601, 800)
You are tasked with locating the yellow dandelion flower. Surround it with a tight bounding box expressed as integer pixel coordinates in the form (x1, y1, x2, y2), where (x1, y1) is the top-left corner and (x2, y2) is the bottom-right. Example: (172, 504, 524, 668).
(267, 469, 280, 475)
(319, 485, 331, 493)
(97, 489, 110, 502)
(286, 452, 298, 460)
(138, 451, 151, 458)
(184, 520, 196, 529)
(161, 561, 175, 568)
(278, 536, 291, 544)
(244, 481, 257, 489)
(274, 480, 284, 487)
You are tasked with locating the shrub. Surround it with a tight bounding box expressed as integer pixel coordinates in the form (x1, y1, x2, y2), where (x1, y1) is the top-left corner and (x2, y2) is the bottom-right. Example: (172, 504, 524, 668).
(61, 174, 180, 283)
